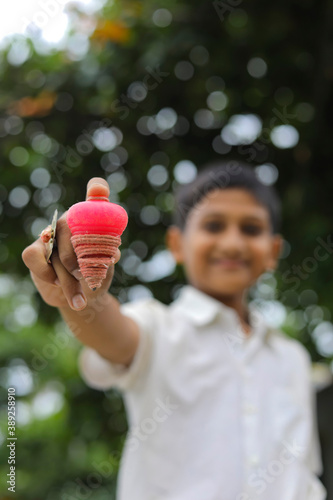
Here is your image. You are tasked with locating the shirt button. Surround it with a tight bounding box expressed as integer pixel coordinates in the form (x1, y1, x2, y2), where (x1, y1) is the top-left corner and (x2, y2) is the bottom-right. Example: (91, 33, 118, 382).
(242, 367, 253, 379)
(248, 454, 259, 466)
(243, 403, 257, 414)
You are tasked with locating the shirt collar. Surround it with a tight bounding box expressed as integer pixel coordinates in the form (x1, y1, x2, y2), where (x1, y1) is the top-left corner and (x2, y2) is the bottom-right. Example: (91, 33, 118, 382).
(171, 284, 269, 342)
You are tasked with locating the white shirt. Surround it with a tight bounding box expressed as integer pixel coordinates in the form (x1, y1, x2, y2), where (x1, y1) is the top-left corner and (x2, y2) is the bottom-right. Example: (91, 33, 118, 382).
(78, 285, 326, 500)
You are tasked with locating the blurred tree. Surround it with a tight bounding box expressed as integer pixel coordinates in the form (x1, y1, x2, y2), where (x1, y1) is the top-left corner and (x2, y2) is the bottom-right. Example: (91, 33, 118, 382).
(0, 0, 332, 497)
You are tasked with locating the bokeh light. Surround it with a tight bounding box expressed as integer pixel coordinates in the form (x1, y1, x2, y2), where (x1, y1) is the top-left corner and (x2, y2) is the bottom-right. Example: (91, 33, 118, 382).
(5, 116, 23, 135)
(136, 250, 176, 282)
(30, 167, 51, 188)
(147, 165, 169, 187)
(247, 57, 267, 78)
(93, 127, 120, 152)
(189, 46, 209, 66)
(152, 8, 172, 27)
(221, 114, 262, 145)
(8, 186, 30, 208)
(9, 146, 29, 166)
(194, 109, 215, 129)
(270, 125, 299, 149)
(7, 37, 31, 66)
(174, 61, 194, 81)
(32, 384, 65, 420)
(155, 108, 178, 131)
(207, 91, 228, 112)
(312, 322, 333, 357)
(140, 205, 161, 225)
(255, 163, 279, 185)
(173, 160, 197, 184)
(106, 171, 127, 193)
(128, 81, 148, 102)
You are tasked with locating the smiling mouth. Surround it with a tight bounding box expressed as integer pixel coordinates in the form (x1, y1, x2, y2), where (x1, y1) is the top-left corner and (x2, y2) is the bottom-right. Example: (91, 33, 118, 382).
(210, 259, 248, 269)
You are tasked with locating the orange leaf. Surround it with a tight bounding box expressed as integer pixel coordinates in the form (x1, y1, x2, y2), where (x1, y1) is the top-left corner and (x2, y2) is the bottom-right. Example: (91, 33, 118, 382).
(91, 20, 131, 44)
(8, 91, 57, 117)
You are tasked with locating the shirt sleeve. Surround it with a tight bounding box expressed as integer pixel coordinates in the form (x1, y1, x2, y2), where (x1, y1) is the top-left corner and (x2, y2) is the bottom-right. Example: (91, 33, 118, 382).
(301, 349, 324, 476)
(309, 386, 323, 476)
(78, 298, 158, 392)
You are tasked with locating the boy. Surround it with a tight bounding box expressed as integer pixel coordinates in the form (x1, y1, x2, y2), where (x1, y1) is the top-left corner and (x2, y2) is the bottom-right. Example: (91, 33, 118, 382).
(22, 161, 326, 500)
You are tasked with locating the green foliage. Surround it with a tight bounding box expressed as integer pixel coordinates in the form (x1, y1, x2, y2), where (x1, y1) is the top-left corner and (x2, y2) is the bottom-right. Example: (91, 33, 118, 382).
(0, 278, 125, 498)
(1, 0, 333, 497)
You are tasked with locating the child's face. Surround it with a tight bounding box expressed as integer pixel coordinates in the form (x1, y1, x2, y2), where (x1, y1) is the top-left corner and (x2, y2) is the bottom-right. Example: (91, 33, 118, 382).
(167, 188, 283, 301)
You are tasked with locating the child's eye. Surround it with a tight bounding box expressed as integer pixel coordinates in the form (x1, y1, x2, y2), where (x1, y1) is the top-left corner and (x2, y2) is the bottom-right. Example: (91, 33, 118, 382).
(203, 222, 264, 235)
(242, 225, 263, 235)
(204, 221, 224, 232)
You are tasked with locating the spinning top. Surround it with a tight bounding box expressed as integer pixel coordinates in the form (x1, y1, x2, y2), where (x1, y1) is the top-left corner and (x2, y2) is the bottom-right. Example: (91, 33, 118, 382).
(66, 187, 128, 290)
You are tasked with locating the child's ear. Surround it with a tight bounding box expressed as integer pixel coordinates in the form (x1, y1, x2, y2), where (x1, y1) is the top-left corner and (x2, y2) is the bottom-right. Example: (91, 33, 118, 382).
(165, 225, 185, 264)
(266, 234, 284, 271)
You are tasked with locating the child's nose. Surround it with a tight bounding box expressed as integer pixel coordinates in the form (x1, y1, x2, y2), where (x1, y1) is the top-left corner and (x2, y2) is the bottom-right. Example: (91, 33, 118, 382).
(215, 226, 246, 253)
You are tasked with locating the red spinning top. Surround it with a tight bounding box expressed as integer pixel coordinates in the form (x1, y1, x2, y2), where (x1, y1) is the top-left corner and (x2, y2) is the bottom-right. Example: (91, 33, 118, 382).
(67, 186, 128, 290)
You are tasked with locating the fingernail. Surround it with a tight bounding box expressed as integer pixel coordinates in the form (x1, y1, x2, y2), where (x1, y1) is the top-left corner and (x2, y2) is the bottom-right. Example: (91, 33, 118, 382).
(72, 269, 83, 280)
(54, 278, 60, 286)
(72, 294, 86, 310)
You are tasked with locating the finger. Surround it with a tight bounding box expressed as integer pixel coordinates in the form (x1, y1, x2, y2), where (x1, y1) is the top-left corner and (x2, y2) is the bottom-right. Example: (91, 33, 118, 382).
(30, 271, 68, 308)
(113, 248, 121, 265)
(56, 214, 82, 280)
(86, 177, 110, 201)
(51, 250, 87, 311)
(22, 239, 58, 285)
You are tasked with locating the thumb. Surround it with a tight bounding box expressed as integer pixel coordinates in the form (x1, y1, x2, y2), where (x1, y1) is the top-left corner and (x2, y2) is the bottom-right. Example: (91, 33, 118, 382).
(85, 177, 110, 201)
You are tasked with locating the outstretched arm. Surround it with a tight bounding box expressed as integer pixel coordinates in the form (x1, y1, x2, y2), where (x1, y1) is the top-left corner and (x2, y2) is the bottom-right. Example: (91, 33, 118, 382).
(22, 178, 139, 366)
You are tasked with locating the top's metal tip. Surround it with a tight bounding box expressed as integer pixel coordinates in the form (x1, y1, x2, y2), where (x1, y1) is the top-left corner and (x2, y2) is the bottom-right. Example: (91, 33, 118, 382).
(92, 287, 96, 291)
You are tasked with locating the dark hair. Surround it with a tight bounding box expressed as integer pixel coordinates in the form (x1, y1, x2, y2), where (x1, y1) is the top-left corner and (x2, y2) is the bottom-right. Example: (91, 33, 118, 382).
(172, 160, 281, 234)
